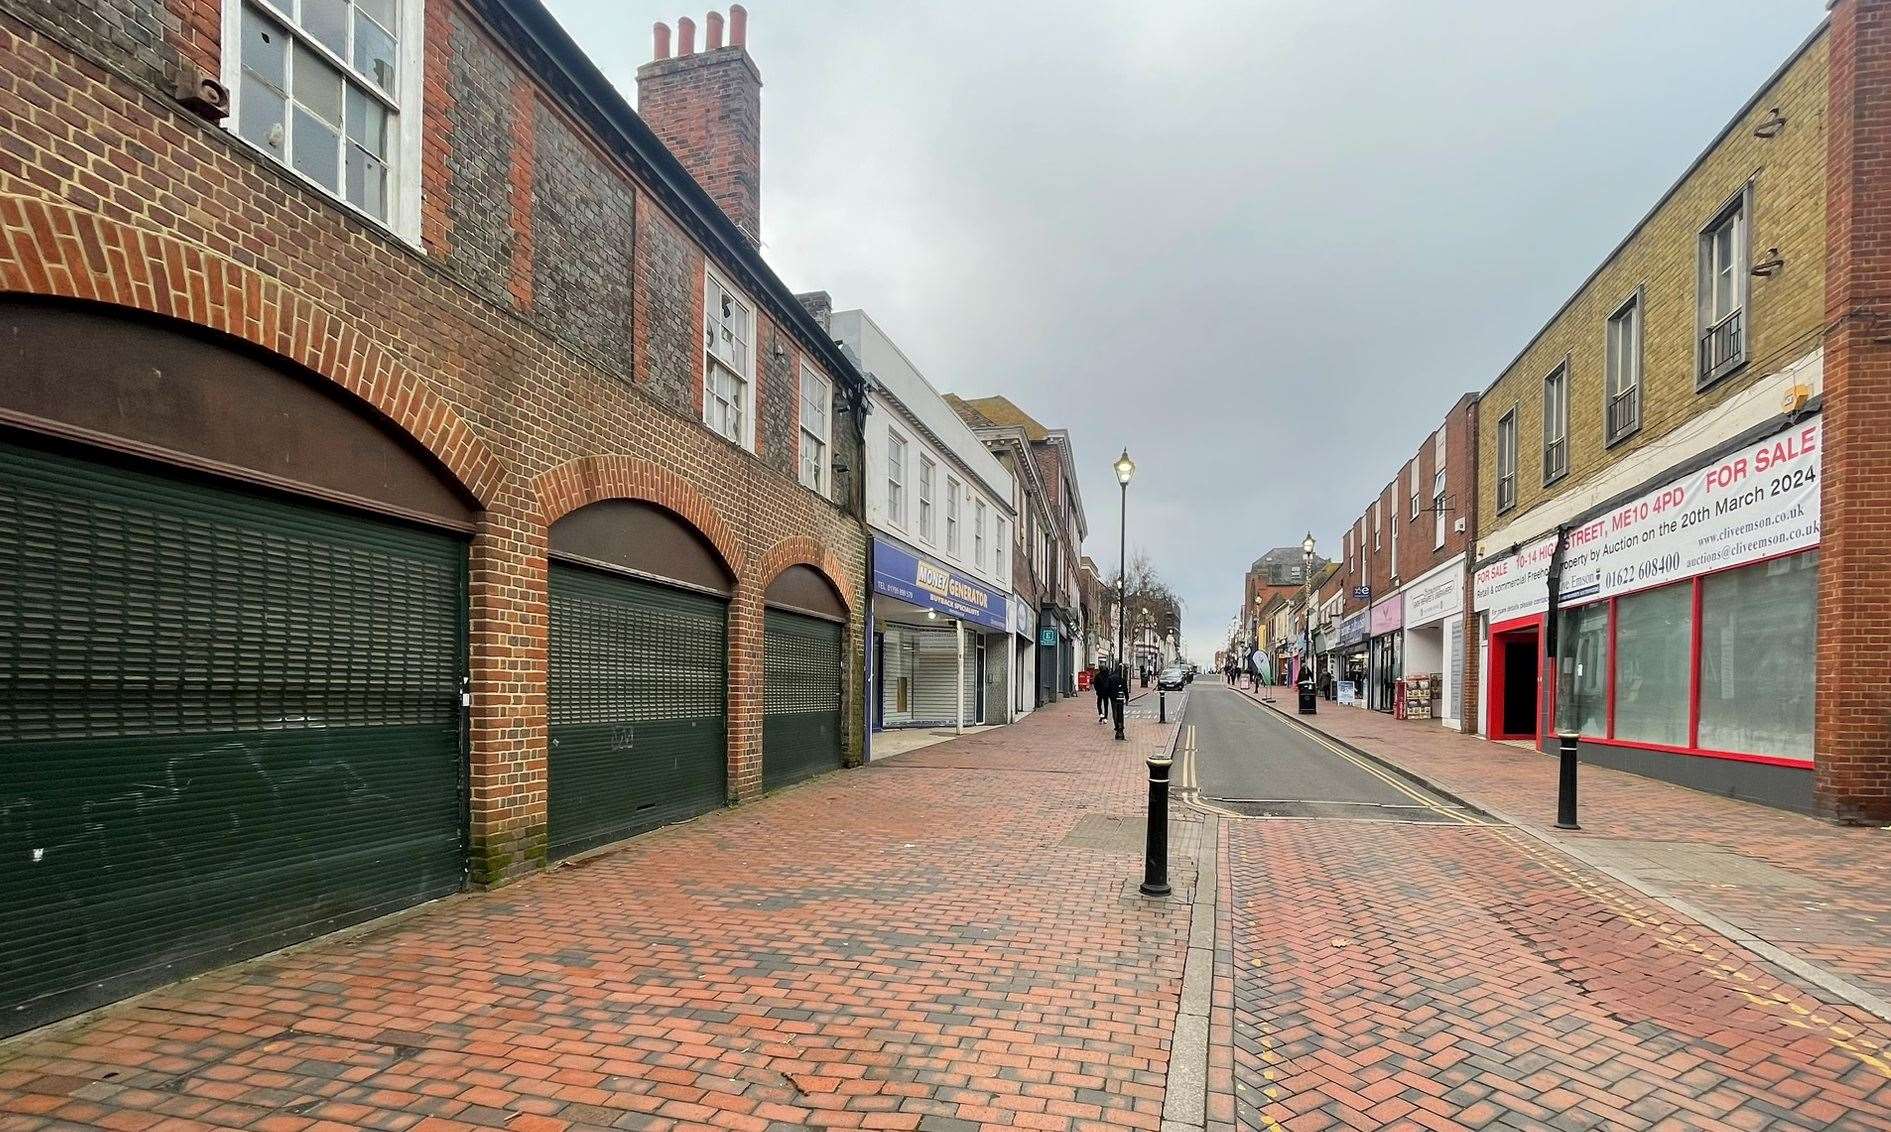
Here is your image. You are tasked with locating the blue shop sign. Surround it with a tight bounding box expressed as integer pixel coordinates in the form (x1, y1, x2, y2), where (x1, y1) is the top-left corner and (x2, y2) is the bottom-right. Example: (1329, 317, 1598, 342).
(1039, 628, 1058, 647)
(1337, 610, 1370, 648)
(873, 536, 1009, 632)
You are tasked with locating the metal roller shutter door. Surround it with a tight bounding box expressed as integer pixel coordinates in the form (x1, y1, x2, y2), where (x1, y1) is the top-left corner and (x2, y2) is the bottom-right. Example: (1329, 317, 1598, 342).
(0, 438, 466, 1036)
(762, 608, 842, 790)
(547, 562, 727, 860)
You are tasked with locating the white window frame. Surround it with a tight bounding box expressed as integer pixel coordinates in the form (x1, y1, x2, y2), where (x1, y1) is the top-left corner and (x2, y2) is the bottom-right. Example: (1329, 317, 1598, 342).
(1542, 360, 1569, 486)
(917, 456, 936, 543)
(1606, 288, 1643, 446)
(1432, 468, 1447, 549)
(946, 476, 962, 556)
(886, 431, 908, 528)
(221, 0, 425, 240)
(994, 518, 1006, 581)
(1697, 184, 1752, 388)
(1497, 406, 1518, 513)
(702, 266, 756, 449)
(1373, 501, 1381, 551)
(974, 499, 987, 570)
(798, 362, 830, 495)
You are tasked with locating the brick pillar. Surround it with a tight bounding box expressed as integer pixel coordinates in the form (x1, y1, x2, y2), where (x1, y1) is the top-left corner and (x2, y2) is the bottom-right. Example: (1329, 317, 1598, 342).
(727, 583, 765, 801)
(637, 9, 762, 242)
(468, 502, 550, 885)
(1817, 0, 1891, 821)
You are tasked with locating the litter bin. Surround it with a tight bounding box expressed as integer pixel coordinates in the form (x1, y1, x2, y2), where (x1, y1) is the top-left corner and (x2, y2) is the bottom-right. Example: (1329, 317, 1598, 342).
(1297, 681, 1318, 715)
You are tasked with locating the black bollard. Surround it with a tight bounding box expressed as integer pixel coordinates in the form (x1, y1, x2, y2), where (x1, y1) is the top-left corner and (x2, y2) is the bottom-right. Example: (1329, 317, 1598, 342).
(1159, 690, 1167, 723)
(1555, 731, 1581, 830)
(1112, 691, 1126, 741)
(1141, 753, 1172, 896)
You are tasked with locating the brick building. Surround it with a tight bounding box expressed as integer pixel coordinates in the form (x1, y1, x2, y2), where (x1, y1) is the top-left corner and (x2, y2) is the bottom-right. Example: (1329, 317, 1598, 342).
(0, 0, 871, 1033)
(947, 395, 1090, 705)
(1318, 396, 1479, 724)
(1467, 4, 1891, 819)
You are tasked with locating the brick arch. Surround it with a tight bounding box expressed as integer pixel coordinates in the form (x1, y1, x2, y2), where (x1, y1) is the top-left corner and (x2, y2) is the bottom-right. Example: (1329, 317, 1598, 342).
(531, 454, 746, 581)
(0, 195, 504, 507)
(751, 535, 857, 615)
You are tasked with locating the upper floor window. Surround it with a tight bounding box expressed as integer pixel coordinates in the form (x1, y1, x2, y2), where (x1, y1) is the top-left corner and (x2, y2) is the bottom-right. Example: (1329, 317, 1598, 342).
(798, 363, 830, 495)
(1698, 187, 1750, 387)
(1607, 291, 1643, 445)
(1372, 501, 1381, 550)
(1542, 362, 1569, 485)
(994, 519, 1006, 580)
(946, 476, 962, 555)
(229, 0, 419, 234)
(1497, 407, 1518, 513)
(917, 457, 936, 543)
(974, 500, 987, 569)
(1409, 464, 1419, 521)
(704, 269, 754, 447)
(886, 431, 908, 527)
(1432, 468, 1447, 549)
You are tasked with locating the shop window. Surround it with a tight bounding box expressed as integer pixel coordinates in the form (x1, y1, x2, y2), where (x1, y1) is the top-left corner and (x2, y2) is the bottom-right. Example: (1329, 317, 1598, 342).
(1612, 583, 1692, 746)
(1555, 602, 1608, 737)
(1698, 552, 1817, 759)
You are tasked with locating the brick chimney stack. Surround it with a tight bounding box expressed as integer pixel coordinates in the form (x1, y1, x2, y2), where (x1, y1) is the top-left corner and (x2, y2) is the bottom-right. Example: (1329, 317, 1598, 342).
(639, 6, 762, 243)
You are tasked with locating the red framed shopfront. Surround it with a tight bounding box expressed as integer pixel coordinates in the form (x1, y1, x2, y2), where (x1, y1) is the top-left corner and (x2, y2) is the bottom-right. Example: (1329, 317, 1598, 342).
(1485, 613, 1544, 742)
(1544, 546, 1816, 771)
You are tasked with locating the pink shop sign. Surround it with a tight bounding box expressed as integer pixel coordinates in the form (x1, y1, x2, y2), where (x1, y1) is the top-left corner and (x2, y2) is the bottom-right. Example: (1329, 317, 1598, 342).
(1369, 593, 1403, 636)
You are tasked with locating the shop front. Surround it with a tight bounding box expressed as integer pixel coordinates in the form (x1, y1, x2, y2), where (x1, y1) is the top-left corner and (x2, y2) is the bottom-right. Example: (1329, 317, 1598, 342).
(1335, 611, 1369, 704)
(1312, 626, 1337, 699)
(1475, 417, 1822, 811)
(872, 536, 1010, 730)
(1012, 598, 1037, 718)
(1367, 593, 1404, 712)
(1401, 556, 1466, 728)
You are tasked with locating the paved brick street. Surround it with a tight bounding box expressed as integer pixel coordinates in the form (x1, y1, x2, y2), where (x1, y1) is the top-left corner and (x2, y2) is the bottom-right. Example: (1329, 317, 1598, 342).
(0, 701, 1194, 1132)
(1243, 688, 1891, 1005)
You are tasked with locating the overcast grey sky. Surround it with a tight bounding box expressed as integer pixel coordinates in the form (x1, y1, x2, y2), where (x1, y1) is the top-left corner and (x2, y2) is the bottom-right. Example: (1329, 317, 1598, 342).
(544, 0, 1826, 659)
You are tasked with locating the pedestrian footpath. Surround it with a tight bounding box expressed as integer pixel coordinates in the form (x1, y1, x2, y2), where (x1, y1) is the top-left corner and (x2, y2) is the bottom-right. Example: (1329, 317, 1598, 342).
(1240, 686, 1891, 1011)
(0, 700, 1195, 1132)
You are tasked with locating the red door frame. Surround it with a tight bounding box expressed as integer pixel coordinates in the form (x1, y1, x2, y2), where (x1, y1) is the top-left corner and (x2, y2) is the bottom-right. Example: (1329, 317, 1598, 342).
(1486, 613, 1543, 743)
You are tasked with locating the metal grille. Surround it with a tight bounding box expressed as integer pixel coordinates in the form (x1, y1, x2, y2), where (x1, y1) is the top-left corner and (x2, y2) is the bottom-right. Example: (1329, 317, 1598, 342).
(0, 437, 466, 1036)
(1607, 385, 1640, 444)
(762, 608, 842, 791)
(1700, 309, 1745, 384)
(547, 562, 727, 858)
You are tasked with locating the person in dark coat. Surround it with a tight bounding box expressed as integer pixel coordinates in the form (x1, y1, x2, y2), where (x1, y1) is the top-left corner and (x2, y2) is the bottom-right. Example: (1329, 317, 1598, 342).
(1095, 659, 1113, 723)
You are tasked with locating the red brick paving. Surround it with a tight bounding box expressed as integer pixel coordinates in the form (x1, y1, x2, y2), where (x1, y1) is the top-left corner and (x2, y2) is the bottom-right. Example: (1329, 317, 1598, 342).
(0, 699, 1192, 1132)
(1244, 687, 1891, 1005)
(1224, 817, 1891, 1130)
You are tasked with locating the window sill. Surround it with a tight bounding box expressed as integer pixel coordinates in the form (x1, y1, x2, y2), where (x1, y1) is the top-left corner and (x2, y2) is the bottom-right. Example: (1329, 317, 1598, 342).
(1542, 467, 1568, 489)
(1603, 423, 1640, 450)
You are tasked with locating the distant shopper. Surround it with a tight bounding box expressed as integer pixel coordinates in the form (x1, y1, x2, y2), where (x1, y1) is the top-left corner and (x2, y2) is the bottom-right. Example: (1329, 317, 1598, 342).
(1095, 660, 1113, 723)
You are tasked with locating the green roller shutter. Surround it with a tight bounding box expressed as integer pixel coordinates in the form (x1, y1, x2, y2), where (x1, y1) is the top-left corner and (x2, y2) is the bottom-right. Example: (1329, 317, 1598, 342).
(547, 562, 727, 859)
(763, 608, 843, 791)
(0, 437, 466, 1037)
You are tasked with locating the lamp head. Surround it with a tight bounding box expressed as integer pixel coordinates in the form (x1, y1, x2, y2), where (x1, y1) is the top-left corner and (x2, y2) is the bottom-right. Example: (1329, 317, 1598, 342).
(1114, 449, 1136, 485)
(1302, 531, 1316, 558)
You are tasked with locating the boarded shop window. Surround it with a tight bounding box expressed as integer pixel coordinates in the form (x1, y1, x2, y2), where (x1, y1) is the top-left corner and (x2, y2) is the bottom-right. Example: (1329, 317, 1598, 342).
(1698, 552, 1817, 759)
(1612, 584, 1693, 747)
(1555, 602, 1609, 738)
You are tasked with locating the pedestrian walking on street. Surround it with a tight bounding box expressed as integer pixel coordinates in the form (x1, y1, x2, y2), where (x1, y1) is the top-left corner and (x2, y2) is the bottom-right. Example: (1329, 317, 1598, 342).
(1095, 660, 1113, 722)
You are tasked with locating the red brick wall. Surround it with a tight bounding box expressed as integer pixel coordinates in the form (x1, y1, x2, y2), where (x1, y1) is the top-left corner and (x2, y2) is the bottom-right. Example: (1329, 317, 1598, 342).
(635, 45, 762, 241)
(1817, 0, 1891, 821)
(0, 3, 866, 881)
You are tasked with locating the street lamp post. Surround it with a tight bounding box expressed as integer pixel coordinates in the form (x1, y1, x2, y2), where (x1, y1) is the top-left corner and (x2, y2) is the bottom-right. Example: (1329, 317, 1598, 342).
(1299, 532, 1317, 714)
(1113, 449, 1135, 742)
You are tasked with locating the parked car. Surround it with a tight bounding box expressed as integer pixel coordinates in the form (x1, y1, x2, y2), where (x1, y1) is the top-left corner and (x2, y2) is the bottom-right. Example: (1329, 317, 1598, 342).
(1158, 666, 1187, 691)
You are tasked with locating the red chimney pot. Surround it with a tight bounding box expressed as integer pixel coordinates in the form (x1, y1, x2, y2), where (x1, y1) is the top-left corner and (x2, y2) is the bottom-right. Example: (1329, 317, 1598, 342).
(728, 4, 746, 47)
(677, 15, 696, 55)
(705, 10, 724, 50)
(652, 21, 671, 60)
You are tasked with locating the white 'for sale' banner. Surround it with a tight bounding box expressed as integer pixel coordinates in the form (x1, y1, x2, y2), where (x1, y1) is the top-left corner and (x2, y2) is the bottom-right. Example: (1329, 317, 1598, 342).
(1474, 417, 1821, 622)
